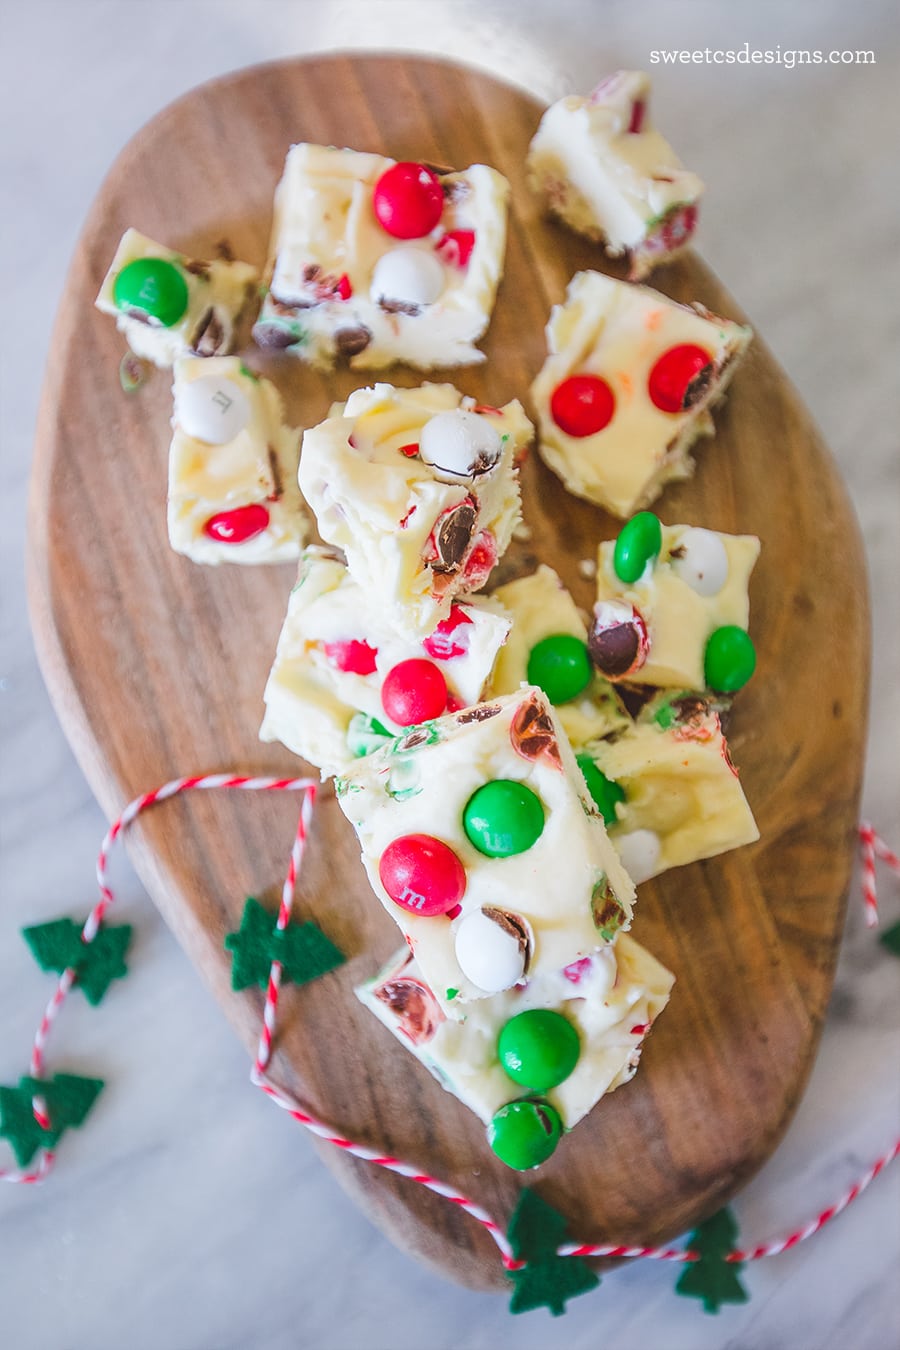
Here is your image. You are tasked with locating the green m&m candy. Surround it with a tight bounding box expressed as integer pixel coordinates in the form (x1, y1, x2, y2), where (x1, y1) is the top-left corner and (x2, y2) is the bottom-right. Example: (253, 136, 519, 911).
(487, 1098, 562, 1170)
(346, 712, 393, 758)
(613, 511, 662, 584)
(498, 1009, 580, 1092)
(463, 779, 544, 858)
(526, 634, 592, 704)
(704, 625, 756, 692)
(113, 257, 189, 327)
(576, 753, 626, 826)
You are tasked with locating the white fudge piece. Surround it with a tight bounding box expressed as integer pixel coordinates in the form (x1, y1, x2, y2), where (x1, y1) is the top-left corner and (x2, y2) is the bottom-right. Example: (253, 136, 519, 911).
(167, 358, 307, 565)
(581, 691, 759, 882)
(95, 228, 258, 368)
(253, 144, 509, 370)
(488, 565, 629, 746)
(335, 688, 635, 1017)
(260, 545, 512, 776)
(298, 383, 530, 639)
(531, 270, 752, 517)
(357, 934, 673, 1128)
(527, 71, 703, 279)
(593, 522, 759, 688)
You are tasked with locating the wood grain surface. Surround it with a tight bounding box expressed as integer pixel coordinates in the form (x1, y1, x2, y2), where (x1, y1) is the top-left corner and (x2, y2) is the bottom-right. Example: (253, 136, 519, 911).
(27, 54, 869, 1292)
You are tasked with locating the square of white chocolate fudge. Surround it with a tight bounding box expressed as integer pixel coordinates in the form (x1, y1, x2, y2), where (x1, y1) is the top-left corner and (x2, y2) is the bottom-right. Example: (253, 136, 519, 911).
(357, 934, 673, 1130)
(260, 545, 512, 777)
(580, 690, 759, 884)
(252, 144, 509, 370)
(591, 519, 759, 689)
(488, 565, 629, 746)
(335, 687, 635, 1017)
(531, 270, 752, 518)
(167, 358, 307, 565)
(298, 383, 530, 639)
(527, 71, 703, 279)
(95, 228, 258, 367)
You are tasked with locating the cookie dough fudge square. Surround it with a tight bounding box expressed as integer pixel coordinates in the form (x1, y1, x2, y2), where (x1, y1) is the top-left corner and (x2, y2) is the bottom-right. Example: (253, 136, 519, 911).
(527, 71, 703, 279)
(252, 144, 509, 370)
(580, 690, 759, 885)
(357, 935, 673, 1132)
(95, 228, 258, 367)
(531, 270, 752, 517)
(591, 518, 759, 690)
(335, 688, 635, 1018)
(167, 357, 307, 565)
(260, 545, 512, 777)
(489, 564, 629, 746)
(298, 383, 530, 639)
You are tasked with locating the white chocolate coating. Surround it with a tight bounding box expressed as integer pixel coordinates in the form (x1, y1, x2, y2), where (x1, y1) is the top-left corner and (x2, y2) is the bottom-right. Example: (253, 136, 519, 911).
(531, 270, 752, 517)
(95, 228, 258, 368)
(582, 692, 759, 879)
(335, 688, 635, 1017)
(260, 546, 512, 777)
(298, 383, 529, 639)
(167, 358, 307, 565)
(356, 934, 674, 1128)
(254, 144, 509, 370)
(526, 71, 703, 278)
(488, 564, 629, 746)
(595, 522, 760, 688)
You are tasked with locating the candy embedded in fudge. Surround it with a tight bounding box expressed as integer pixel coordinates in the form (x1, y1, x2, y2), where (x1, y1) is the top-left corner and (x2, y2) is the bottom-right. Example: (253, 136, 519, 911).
(579, 690, 759, 884)
(298, 383, 531, 639)
(357, 934, 673, 1168)
(527, 71, 703, 280)
(252, 145, 509, 370)
(95, 228, 258, 368)
(260, 546, 512, 776)
(530, 270, 752, 518)
(488, 564, 629, 745)
(590, 514, 759, 690)
(335, 688, 635, 1018)
(167, 357, 307, 565)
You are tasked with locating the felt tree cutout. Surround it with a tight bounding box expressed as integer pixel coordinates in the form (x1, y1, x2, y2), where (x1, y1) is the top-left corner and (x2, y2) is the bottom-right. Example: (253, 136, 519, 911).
(225, 897, 345, 992)
(22, 917, 132, 1006)
(879, 919, 900, 958)
(675, 1207, 749, 1313)
(506, 1187, 600, 1316)
(0, 1073, 104, 1167)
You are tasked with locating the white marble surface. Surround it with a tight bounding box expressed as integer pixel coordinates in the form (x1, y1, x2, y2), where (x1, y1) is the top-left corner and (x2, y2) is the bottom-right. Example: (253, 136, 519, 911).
(2, 2, 899, 1347)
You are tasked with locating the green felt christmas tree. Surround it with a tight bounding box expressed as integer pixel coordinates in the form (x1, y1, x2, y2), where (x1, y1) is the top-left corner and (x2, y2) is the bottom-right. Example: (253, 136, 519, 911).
(0, 1073, 104, 1167)
(506, 1187, 600, 1316)
(224, 897, 345, 991)
(879, 918, 900, 957)
(22, 917, 132, 1005)
(675, 1207, 749, 1313)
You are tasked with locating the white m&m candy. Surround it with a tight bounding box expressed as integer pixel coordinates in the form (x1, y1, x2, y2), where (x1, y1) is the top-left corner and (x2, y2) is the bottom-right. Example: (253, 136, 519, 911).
(670, 527, 729, 597)
(615, 828, 661, 884)
(454, 906, 529, 993)
(370, 246, 446, 310)
(176, 374, 251, 445)
(419, 410, 502, 481)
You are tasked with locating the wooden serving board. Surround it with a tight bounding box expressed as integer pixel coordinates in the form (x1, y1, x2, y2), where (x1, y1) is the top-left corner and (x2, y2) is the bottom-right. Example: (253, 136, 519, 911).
(28, 55, 869, 1291)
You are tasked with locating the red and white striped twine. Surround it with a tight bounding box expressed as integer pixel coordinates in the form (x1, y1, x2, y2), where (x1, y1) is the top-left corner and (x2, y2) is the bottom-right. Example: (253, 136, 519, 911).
(3, 783, 899, 1277)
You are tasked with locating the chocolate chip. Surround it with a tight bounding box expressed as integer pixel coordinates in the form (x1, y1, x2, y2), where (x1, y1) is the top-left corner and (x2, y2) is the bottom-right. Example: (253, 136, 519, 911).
(335, 325, 372, 358)
(431, 499, 476, 574)
(191, 306, 230, 356)
(588, 619, 641, 679)
(456, 703, 502, 725)
(252, 320, 301, 350)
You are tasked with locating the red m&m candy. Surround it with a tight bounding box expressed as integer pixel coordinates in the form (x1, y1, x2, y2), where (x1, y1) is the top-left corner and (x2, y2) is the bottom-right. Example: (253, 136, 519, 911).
(550, 375, 616, 437)
(381, 658, 448, 725)
(648, 344, 713, 413)
(422, 606, 474, 660)
(379, 833, 467, 916)
(373, 162, 444, 239)
(323, 639, 379, 675)
(202, 503, 270, 544)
